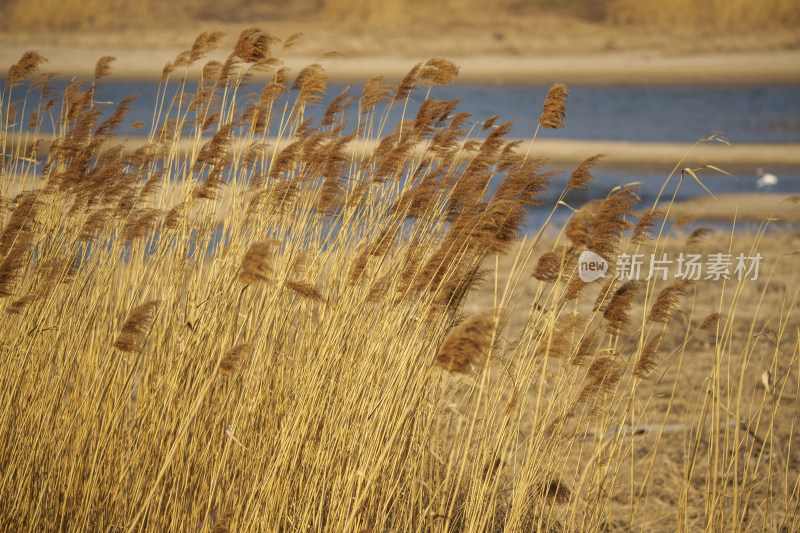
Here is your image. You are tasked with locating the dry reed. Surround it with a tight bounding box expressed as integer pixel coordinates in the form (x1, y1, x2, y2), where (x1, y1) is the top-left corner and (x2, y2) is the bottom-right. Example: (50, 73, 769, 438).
(0, 39, 795, 533)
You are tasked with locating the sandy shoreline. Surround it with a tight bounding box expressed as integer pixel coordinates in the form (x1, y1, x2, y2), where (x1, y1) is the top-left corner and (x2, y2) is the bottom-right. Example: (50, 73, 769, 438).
(663, 193, 800, 222)
(6, 132, 799, 168)
(2, 43, 800, 86)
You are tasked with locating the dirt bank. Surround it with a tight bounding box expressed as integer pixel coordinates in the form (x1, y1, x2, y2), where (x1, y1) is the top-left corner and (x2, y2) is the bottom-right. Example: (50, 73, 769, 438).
(2, 43, 799, 86)
(2, 13, 800, 85)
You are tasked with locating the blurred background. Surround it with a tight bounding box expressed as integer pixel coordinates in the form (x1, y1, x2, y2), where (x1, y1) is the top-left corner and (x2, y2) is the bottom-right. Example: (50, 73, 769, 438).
(3, 0, 800, 30)
(1, 0, 799, 56)
(2, 0, 799, 227)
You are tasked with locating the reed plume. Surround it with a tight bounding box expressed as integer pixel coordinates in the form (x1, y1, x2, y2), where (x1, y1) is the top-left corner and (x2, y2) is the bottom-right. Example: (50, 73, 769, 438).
(700, 312, 725, 331)
(361, 76, 394, 114)
(532, 247, 577, 283)
(34, 256, 78, 301)
(281, 32, 303, 51)
(164, 201, 188, 230)
(0, 243, 31, 298)
(242, 142, 270, 171)
(493, 158, 553, 208)
(647, 280, 689, 323)
(234, 28, 278, 63)
(96, 94, 139, 135)
(211, 508, 234, 533)
(564, 276, 586, 301)
(322, 88, 353, 127)
(567, 154, 604, 190)
(633, 331, 664, 379)
(267, 182, 299, 212)
(579, 356, 625, 402)
(604, 281, 638, 335)
(566, 200, 599, 247)
(390, 170, 442, 219)
(190, 31, 226, 63)
(125, 143, 158, 170)
(482, 115, 500, 131)
(284, 280, 327, 304)
(6, 51, 47, 88)
(471, 199, 527, 255)
(572, 325, 601, 366)
(673, 214, 696, 228)
(292, 64, 330, 107)
(394, 63, 420, 102)
(269, 141, 302, 180)
(316, 179, 346, 215)
(0, 201, 39, 295)
(535, 477, 572, 505)
(6, 293, 35, 314)
(93, 56, 115, 81)
(532, 251, 562, 283)
(194, 122, 236, 170)
(239, 241, 276, 285)
(590, 187, 639, 261)
(348, 249, 370, 286)
(686, 226, 712, 246)
(122, 208, 161, 243)
(366, 274, 392, 303)
(539, 83, 568, 129)
(432, 264, 488, 315)
(113, 300, 160, 352)
(0, 193, 39, 257)
(193, 167, 226, 201)
(80, 207, 113, 241)
(417, 58, 459, 86)
(436, 310, 499, 373)
(632, 209, 661, 244)
(161, 61, 176, 80)
(219, 343, 253, 375)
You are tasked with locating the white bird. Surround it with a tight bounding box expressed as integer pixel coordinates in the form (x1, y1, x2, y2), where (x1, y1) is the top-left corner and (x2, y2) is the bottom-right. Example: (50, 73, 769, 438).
(756, 167, 778, 188)
(761, 369, 772, 394)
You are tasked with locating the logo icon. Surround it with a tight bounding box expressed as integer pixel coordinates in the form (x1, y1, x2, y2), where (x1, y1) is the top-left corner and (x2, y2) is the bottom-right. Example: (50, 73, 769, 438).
(578, 250, 608, 282)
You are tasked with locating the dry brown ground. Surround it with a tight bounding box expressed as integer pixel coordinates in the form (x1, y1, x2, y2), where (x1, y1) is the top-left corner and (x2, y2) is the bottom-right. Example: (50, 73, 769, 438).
(2, 4, 800, 84)
(458, 227, 800, 530)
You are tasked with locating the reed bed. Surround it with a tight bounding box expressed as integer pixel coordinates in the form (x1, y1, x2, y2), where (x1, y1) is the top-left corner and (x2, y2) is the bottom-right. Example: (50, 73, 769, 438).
(1, 30, 798, 532)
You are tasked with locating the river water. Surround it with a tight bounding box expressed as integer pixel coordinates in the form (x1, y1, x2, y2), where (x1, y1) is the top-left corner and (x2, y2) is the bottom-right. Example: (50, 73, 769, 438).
(4, 79, 799, 231)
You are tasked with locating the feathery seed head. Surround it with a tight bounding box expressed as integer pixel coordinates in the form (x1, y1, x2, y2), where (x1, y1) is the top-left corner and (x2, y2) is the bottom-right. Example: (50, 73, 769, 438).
(239, 240, 276, 285)
(7, 51, 47, 88)
(219, 343, 253, 374)
(113, 300, 160, 352)
(539, 83, 568, 129)
(567, 154, 605, 191)
(94, 56, 115, 81)
(604, 280, 639, 335)
(436, 310, 500, 373)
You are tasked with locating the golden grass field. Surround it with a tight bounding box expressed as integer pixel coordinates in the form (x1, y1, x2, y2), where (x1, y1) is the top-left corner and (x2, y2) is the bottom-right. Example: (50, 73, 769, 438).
(1, 30, 799, 532)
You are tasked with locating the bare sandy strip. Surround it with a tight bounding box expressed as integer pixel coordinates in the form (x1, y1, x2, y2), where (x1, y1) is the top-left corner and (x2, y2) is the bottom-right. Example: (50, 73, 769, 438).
(2, 44, 800, 86)
(661, 193, 800, 222)
(525, 139, 800, 167)
(6, 132, 799, 168)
